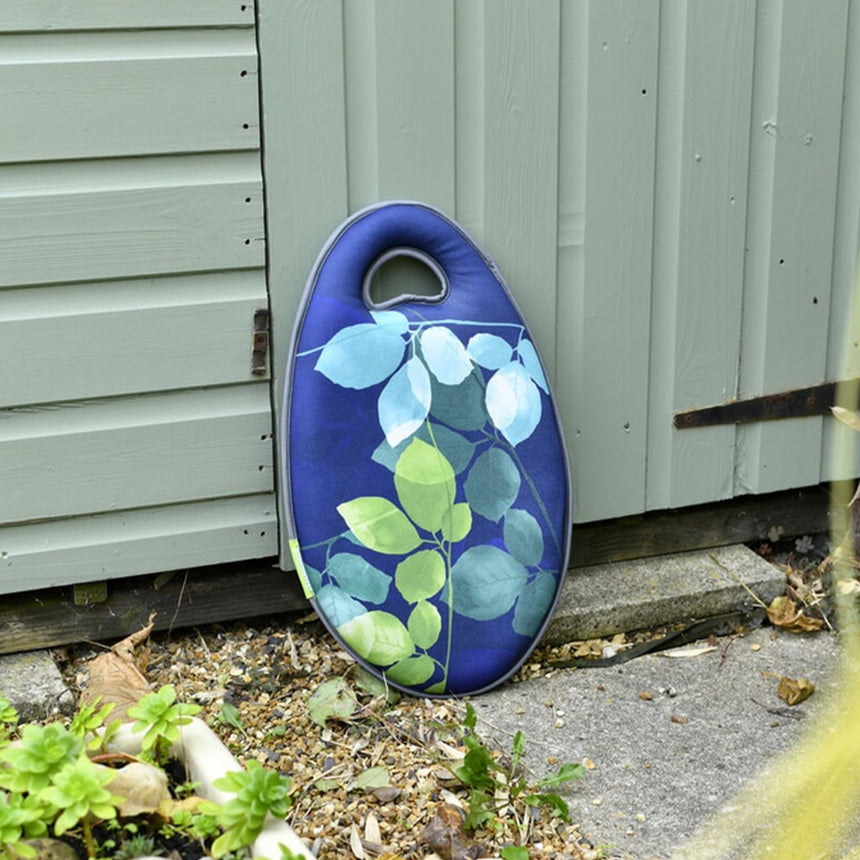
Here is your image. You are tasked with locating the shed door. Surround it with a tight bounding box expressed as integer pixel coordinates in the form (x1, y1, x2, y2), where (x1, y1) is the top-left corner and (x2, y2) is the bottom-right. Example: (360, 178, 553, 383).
(0, 3, 278, 596)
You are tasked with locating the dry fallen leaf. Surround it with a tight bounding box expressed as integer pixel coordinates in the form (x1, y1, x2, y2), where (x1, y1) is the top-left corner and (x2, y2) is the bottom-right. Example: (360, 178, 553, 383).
(418, 803, 483, 860)
(777, 676, 815, 706)
(767, 596, 825, 634)
(103, 761, 169, 816)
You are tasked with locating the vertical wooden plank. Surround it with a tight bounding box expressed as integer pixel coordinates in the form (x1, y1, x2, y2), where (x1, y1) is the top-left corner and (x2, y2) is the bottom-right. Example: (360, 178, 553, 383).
(480, 1, 561, 374)
(374, 0, 455, 211)
(736, 0, 849, 494)
(256, 0, 349, 566)
(557, 0, 659, 522)
(646, 0, 755, 511)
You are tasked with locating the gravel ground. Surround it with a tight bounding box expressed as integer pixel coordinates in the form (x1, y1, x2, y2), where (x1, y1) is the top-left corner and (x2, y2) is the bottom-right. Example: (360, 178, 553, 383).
(56, 612, 612, 860)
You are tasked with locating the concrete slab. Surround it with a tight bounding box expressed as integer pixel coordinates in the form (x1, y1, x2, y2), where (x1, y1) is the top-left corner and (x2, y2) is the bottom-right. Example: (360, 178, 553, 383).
(477, 626, 845, 859)
(0, 650, 75, 722)
(546, 544, 785, 644)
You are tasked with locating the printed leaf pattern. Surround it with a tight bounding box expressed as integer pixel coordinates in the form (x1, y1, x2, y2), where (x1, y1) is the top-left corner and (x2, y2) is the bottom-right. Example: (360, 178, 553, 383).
(300, 311, 563, 692)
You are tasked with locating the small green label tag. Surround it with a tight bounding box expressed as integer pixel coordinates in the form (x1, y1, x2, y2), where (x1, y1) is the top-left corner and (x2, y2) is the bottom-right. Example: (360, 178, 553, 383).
(288, 538, 314, 599)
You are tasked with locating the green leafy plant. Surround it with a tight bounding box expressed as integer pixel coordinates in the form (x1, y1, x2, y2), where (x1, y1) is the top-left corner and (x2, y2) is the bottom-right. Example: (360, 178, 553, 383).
(201, 760, 293, 859)
(126, 684, 201, 765)
(69, 698, 121, 754)
(451, 703, 584, 840)
(0, 722, 83, 793)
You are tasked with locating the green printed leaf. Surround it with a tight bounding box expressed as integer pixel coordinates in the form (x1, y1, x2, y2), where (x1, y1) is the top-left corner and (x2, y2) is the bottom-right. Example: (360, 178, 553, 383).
(328, 553, 391, 604)
(315, 584, 366, 627)
(395, 549, 446, 603)
(447, 546, 528, 621)
(503, 508, 544, 567)
(485, 362, 542, 446)
(429, 371, 488, 431)
(467, 332, 513, 370)
(337, 611, 414, 666)
(394, 438, 456, 533)
(336, 497, 421, 555)
(417, 423, 476, 474)
(517, 338, 548, 392)
(512, 572, 557, 637)
(386, 654, 436, 686)
(315, 323, 406, 389)
(378, 356, 432, 447)
(441, 502, 472, 543)
(464, 448, 520, 522)
(407, 600, 442, 649)
(420, 326, 473, 385)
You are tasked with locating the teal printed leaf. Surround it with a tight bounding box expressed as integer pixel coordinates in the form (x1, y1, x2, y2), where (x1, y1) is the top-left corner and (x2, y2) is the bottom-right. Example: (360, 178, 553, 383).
(429, 372, 488, 431)
(305, 564, 323, 594)
(516, 338, 548, 393)
(315, 584, 366, 628)
(378, 356, 432, 447)
(394, 438, 457, 533)
(503, 508, 544, 567)
(386, 655, 435, 686)
(336, 497, 421, 555)
(417, 423, 475, 474)
(512, 572, 557, 637)
(315, 323, 406, 389)
(370, 310, 409, 335)
(447, 546, 528, 621)
(464, 448, 520, 522)
(371, 437, 408, 472)
(419, 326, 473, 385)
(328, 553, 391, 604)
(395, 549, 446, 603)
(485, 361, 542, 446)
(407, 600, 442, 649)
(337, 610, 414, 666)
(467, 333, 513, 370)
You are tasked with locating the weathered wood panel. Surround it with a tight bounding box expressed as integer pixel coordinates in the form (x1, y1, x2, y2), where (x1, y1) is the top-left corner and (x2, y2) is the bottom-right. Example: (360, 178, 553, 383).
(1, 385, 273, 525)
(736, 0, 849, 495)
(1, 31, 258, 163)
(0, 496, 277, 595)
(0, 155, 263, 288)
(0, 2, 254, 32)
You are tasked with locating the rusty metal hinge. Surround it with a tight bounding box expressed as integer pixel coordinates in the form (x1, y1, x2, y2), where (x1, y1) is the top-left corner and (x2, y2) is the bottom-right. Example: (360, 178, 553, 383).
(674, 378, 860, 429)
(251, 308, 269, 376)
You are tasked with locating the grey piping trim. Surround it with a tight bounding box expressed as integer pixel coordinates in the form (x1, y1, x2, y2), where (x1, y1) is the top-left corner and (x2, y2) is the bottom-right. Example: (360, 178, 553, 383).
(361, 246, 449, 309)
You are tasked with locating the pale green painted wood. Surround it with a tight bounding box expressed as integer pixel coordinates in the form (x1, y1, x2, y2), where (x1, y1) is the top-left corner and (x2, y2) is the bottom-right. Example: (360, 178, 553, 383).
(0, 496, 277, 595)
(822, 0, 860, 483)
(1, 31, 258, 163)
(0, 272, 268, 408)
(1, 1, 255, 32)
(0, 155, 263, 288)
(1, 385, 273, 525)
(557, 0, 659, 522)
(480, 1, 561, 374)
(646, 0, 755, 511)
(256, 0, 349, 569)
(736, 0, 848, 495)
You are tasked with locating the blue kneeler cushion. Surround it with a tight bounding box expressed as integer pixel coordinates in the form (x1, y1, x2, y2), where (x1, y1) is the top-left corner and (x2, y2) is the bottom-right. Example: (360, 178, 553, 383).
(283, 201, 572, 697)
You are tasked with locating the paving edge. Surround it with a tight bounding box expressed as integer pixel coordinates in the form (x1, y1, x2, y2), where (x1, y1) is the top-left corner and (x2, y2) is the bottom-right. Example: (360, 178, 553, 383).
(546, 543, 785, 644)
(0, 649, 75, 722)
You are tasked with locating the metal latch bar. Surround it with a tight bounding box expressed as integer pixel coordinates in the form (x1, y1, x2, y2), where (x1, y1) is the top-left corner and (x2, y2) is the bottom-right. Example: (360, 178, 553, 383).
(251, 308, 269, 376)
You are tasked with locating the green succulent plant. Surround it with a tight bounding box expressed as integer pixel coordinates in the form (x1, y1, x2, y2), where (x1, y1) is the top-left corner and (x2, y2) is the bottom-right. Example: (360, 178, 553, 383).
(0, 723, 83, 794)
(125, 685, 201, 765)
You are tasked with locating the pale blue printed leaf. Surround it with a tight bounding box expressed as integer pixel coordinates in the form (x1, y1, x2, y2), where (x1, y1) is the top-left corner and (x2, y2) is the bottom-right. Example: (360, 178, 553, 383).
(516, 338, 548, 393)
(503, 508, 544, 568)
(370, 310, 410, 335)
(464, 448, 520, 522)
(447, 546, 528, 621)
(315, 584, 366, 628)
(429, 372, 488, 431)
(485, 362, 542, 446)
(328, 553, 391, 604)
(512, 572, 557, 637)
(467, 333, 513, 370)
(378, 356, 432, 447)
(419, 326, 473, 385)
(315, 323, 406, 389)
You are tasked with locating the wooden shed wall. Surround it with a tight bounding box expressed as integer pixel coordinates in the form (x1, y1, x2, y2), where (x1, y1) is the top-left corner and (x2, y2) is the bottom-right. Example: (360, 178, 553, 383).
(259, 0, 860, 538)
(0, 2, 278, 595)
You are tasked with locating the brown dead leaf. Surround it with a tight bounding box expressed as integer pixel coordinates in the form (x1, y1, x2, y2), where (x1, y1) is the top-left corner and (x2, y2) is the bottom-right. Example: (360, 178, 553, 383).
(80, 614, 155, 721)
(102, 761, 169, 816)
(766, 596, 825, 634)
(418, 803, 483, 860)
(777, 676, 815, 706)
